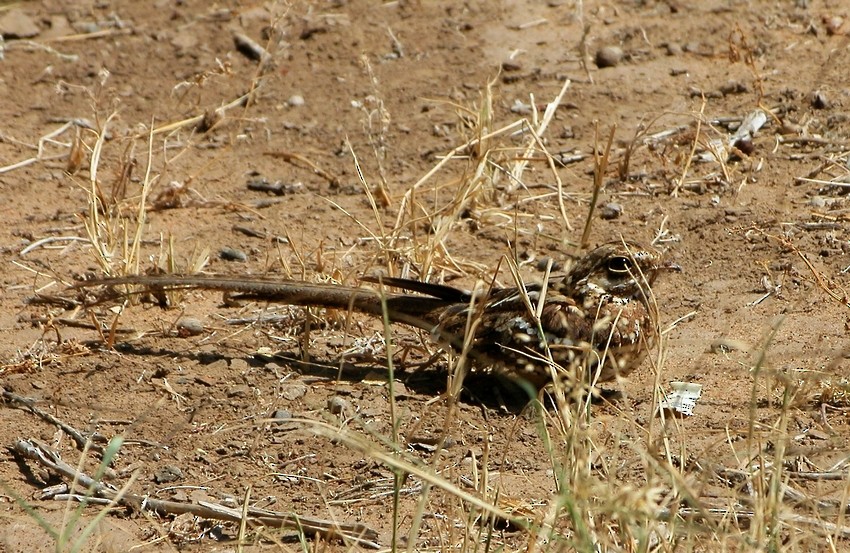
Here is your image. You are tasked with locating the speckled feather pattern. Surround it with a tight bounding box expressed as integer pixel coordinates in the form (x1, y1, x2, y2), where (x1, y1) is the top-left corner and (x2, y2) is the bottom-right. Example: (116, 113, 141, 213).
(426, 243, 663, 387)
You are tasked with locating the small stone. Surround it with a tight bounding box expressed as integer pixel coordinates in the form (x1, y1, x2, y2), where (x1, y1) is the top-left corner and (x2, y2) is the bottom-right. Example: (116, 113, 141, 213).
(778, 120, 802, 135)
(31, 380, 46, 390)
(501, 60, 522, 72)
(811, 90, 829, 110)
(43, 15, 72, 40)
(230, 358, 249, 372)
(665, 42, 683, 56)
(823, 15, 844, 36)
(719, 80, 748, 95)
(154, 465, 183, 484)
(227, 384, 252, 398)
(287, 94, 305, 107)
(535, 256, 562, 272)
(272, 409, 292, 421)
(599, 202, 623, 220)
(193, 375, 216, 387)
(206, 358, 229, 372)
(732, 137, 754, 155)
(73, 22, 100, 34)
(0, 9, 40, 39)
(595, 45, 623, 68)
(219, 247, 248, 262)
(327, 396, 350, 415)
(282, 383, 307, 400)
(176, 318, 204, 337)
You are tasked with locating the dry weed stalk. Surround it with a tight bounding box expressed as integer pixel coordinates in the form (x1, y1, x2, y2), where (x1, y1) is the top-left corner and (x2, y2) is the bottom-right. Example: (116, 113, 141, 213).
(357, 54, 393, 208)
(378, 77, 576, 285)
(743, 226, 850, 309)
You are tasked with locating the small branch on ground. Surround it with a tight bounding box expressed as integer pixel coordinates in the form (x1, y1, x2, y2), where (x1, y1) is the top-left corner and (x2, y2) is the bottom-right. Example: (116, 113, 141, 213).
(11, 438, 380, 549)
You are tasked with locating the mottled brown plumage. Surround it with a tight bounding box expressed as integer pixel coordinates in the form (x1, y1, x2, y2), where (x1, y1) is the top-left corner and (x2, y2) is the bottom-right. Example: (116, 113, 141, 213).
(73, 241, 678, 387)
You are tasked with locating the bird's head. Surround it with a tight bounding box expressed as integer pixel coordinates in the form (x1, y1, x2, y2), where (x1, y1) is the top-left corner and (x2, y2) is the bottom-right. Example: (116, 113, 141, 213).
(558, 241, 680, 301)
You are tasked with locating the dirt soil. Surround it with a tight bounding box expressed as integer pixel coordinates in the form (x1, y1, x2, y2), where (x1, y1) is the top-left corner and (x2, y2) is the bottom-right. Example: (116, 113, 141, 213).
(2, 1, 850, 551)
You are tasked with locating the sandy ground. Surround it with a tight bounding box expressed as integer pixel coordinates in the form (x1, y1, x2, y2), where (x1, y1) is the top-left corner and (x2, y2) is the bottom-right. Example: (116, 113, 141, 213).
(2, 1, 850, 551)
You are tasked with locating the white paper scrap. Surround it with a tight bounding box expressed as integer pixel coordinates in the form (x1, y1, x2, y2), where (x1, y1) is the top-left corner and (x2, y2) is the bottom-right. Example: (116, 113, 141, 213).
(659, 382, 703, 417)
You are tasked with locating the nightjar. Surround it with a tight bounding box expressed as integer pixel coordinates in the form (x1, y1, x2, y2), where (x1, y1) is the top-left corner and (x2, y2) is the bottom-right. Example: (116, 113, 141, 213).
(73, 241, 679, 388)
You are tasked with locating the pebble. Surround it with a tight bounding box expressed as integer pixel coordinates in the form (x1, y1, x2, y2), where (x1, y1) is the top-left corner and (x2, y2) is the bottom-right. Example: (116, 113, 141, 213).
(43, 15, 71, 40)
(809, 196, 827, 208)
(176, 317, 204, 337)
(719, 80, 748, 95)
(778, 121, 802, 135)
(272, 409, 292, 421)
(282, 383, 307, 400)
(287, 94, 305, 107)
(219, 247, 248, 262)
(205, 358, 229, 372)
(811, 90, 829, 109)
(595, 45, 623, 68)
(73, 22, 100, 34)
(154, 465, 183, 484)
(535, 256, 562, 271)
(327, 396, 350, 415)
(599, 202, 623, 220)
(733, 137, 754, 155)
(665, 42, 683, 56)
(227, 384, 252, 398)
(823, 15, 844, 35)
(0, 9, 40, 39)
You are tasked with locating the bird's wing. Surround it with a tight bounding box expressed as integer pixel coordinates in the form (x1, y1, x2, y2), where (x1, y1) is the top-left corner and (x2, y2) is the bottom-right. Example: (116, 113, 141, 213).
(359, 275, 473, 303)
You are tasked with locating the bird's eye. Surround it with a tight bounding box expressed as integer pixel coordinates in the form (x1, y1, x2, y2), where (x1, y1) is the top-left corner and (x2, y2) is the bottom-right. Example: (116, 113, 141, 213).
(606, 256, 632, 274)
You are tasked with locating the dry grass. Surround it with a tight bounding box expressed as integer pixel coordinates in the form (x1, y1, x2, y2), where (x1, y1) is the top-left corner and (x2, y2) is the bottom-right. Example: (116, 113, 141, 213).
(8, 7, 850, 553)
(19, 83, 846, 553)
(75, 89, 843, 552)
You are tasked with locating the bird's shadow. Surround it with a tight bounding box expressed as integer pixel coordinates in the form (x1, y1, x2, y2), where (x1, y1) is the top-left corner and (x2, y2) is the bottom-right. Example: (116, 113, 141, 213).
(86, 341, 614, 413)
(87, 341, 551, 411)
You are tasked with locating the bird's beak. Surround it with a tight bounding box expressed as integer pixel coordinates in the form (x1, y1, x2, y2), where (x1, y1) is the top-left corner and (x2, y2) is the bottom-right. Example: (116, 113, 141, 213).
(658, 260, 682, 273)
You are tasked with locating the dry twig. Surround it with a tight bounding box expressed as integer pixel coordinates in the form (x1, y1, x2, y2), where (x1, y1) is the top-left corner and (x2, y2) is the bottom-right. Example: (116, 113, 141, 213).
(12, 438, 380, 548)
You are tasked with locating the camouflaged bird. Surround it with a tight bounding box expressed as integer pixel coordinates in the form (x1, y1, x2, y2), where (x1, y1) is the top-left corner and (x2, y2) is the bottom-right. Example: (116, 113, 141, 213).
(73, 241, 679, 387)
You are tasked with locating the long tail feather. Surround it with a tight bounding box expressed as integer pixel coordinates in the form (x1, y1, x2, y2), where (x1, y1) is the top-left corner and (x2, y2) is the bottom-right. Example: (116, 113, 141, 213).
(74, 274, 454, 331)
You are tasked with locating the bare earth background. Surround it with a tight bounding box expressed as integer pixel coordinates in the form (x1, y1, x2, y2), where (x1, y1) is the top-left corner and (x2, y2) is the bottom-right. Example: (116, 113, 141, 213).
(2, 0, 850, 551)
